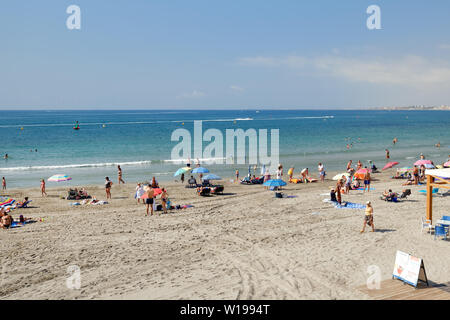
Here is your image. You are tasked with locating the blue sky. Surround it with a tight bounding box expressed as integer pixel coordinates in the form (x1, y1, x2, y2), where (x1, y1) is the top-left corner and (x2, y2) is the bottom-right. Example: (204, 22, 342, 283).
(1, 0, 450, 109)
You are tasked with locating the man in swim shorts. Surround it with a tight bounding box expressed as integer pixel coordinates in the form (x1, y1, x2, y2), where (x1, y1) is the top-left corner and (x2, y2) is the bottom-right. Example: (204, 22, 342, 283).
(145, 186, 155, 216)
(363, 171, 371, 193)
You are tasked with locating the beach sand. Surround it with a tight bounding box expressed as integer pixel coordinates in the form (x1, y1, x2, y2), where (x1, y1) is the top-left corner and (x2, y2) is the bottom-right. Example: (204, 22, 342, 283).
(1, 170, 449, 299)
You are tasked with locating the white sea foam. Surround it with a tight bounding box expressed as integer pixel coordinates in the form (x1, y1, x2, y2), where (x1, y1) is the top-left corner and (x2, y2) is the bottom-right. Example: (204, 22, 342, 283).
(0, 161, 153, 172)
(0, 116, 334, 128)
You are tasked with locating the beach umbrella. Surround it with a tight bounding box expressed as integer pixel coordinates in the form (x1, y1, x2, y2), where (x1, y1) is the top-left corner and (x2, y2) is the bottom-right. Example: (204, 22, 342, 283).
(174, 167, 191, 177)
(332, 173, 349, 181)
(0, 197, 15, 208)
(414, 160, 432, 166)
(397, 167, 412, 173)
(202, 174, 221, 180)
(354, 168, 370, 180)
(140, 187, 162, 198)
(383, 161, 399, 171)
(424, 163, 435, 169)
(48, 174, 72, 182)
(191, 167, 209, 174)
(444, 161, 450, 168)
(263, 179, 287, 187)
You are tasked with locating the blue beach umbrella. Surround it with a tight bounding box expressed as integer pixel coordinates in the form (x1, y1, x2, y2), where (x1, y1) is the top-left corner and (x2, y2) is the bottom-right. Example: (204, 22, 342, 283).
(202, 174, 221, 180)
(263, 179, 287, 187)
(192, 167, 209, 174)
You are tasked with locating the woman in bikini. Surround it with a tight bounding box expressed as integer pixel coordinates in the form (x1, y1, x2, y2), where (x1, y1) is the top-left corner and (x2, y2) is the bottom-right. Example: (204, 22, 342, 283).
(117, 165, 125, 184)
(40, 179, 47, 197)
(105, 177, 113, 199)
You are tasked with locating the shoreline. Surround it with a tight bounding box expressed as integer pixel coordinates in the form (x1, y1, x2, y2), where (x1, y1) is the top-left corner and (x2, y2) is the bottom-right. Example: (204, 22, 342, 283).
(2, 168, 449, 299)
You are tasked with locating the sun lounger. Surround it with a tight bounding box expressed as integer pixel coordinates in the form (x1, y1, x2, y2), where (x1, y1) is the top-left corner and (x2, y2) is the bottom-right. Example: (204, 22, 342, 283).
(185, 178, 198, 188)
(210, 185, 224, 195)
(17, 200, 32, 208)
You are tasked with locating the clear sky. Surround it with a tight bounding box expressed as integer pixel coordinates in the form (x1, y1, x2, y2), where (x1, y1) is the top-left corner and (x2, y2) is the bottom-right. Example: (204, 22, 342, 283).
(1, 0, 450, 109)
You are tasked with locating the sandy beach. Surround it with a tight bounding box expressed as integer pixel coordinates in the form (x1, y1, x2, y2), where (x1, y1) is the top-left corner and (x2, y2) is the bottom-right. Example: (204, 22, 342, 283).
(1, 169, 449, 300)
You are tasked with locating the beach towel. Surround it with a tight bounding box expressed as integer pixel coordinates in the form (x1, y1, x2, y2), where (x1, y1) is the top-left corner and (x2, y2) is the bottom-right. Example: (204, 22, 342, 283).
(334, 202, 366, 210)
(10, 220, 36, 228)
(355, 187, 375, 191)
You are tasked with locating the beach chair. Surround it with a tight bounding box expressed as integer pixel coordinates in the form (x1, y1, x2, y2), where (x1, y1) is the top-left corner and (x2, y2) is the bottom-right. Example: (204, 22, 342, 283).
(421, 217, 434, 234)
(399, 189, 411, 199)
(186, 178, 197, 188)
(67, 189, 77, 200)
(17, 200, 32, 208)
(210, 185, 224, 195)
(434, 225, 447, 240)
(442, 216, 450, 221)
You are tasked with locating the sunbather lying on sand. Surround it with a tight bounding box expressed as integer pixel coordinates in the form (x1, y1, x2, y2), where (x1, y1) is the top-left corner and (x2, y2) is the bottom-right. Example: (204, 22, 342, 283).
(381, 189, 397, 201)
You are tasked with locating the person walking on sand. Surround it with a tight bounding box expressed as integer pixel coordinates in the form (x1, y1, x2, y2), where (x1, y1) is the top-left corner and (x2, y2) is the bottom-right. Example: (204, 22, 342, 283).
(2, 177, 6, 191)
(180, 173, 185, 184)
(117, 165, 125, 184)
(40, 179, 47, 197)
(235, 169, 239, 182)
(145, 186, 155, 216)
(363, 170, 371, 193)
(105, 177, 113, 199)
(361, 201, 375, 233)
(318, 163, 325, 182)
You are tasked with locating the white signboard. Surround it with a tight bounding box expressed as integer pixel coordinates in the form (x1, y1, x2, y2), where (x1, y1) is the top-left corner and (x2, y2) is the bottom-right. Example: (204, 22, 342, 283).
(392, 250, 427, 287)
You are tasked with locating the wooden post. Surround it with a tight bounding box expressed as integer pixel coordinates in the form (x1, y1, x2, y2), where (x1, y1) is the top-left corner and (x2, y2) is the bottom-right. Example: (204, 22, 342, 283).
(426, 175, 434, 223)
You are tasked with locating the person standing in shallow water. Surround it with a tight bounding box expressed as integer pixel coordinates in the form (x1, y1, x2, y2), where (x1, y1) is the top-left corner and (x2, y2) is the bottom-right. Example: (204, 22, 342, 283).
(2, 177, 6, 191)
(385, 149, 390, 160)
(117, 165, 125, 184)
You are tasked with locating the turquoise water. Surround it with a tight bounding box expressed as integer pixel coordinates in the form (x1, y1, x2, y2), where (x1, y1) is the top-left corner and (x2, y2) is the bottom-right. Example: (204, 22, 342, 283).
(0, 110, 449, 188)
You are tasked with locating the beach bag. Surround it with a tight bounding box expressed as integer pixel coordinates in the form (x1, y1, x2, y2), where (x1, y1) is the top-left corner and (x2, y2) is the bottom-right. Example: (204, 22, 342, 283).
(156, 204, 163, 211)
